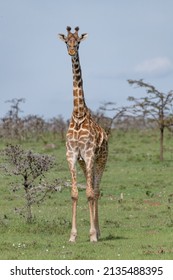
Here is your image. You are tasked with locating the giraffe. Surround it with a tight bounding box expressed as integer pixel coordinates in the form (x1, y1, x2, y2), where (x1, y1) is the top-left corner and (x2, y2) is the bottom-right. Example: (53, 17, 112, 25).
(58, 26, 108, 242)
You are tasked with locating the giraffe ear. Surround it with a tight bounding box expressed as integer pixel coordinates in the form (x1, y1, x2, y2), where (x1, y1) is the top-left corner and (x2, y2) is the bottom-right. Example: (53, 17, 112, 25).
(58, 34, 67, 42)
(79, 33, 88, 42)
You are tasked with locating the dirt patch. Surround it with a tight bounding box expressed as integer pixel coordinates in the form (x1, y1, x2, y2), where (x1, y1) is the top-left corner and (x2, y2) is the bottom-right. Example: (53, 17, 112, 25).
(143, 200, 161, 206)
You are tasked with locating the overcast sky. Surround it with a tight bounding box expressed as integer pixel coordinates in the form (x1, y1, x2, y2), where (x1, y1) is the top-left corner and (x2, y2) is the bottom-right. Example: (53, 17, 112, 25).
(1, 0, 173, 120)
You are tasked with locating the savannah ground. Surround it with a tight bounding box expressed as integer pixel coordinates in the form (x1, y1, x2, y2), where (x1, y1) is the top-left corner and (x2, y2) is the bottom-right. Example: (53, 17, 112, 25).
(0, 129, 173, 260)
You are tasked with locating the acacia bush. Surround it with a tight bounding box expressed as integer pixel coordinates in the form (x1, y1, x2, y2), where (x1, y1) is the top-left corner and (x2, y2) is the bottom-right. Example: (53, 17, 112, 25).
(2, 144, 55, 223)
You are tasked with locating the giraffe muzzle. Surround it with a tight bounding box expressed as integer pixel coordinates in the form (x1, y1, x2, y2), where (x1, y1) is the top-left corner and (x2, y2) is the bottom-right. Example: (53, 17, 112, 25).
(68, 49, 76, 56)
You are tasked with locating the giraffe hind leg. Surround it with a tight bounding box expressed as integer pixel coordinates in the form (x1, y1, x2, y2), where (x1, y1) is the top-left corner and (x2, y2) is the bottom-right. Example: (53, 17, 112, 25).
(93, 148, 108, 240)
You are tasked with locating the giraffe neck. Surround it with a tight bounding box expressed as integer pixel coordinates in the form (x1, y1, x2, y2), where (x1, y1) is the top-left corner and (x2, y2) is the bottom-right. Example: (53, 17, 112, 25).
(71, 53, 87, 119)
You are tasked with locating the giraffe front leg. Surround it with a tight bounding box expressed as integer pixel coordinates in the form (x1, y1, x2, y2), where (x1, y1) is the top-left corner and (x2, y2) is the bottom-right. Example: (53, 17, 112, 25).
(69, 174, 78, 242)
(66, 149, 78, 242)
(88, 198, 98, 242)
(69, 197, 78, 242)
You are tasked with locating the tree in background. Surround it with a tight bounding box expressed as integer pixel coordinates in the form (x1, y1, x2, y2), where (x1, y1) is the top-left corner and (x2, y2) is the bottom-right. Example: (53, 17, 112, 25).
(94, 102, 127, 135)
(0, 99, 68, 143)
(1, 98, 25, 140)
(128, 79, 173, 161)
(49, 115, 67, 142)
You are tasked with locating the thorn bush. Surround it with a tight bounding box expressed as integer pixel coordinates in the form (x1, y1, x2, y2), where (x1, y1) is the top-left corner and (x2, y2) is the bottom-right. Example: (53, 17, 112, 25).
(3, 144, 55, 223)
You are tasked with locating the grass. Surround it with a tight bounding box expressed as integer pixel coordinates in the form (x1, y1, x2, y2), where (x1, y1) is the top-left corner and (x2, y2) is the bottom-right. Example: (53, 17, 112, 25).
(0, 129, 173, 259)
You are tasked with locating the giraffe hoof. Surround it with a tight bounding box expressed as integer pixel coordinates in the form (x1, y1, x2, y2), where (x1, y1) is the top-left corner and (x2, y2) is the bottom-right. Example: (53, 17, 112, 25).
(69, 233, 77, 242)
(90, 236, 98, 242)
(90, 232, 98, 242)
(69, 237, 76, 242)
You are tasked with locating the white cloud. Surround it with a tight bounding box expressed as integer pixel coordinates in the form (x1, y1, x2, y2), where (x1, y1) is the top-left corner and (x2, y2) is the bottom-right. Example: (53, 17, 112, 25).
(134, 57, 173, 77)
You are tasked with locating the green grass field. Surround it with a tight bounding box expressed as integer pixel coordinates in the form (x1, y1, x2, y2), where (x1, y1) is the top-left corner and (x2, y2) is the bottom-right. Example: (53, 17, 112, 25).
(0, 129, 173, 260)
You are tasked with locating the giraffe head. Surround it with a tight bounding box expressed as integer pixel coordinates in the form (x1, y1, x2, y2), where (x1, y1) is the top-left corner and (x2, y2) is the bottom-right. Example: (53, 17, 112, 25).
(58, 26, 88, 56)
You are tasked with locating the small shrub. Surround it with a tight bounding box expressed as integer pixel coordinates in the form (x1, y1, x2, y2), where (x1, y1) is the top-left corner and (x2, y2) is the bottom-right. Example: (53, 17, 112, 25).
(2, 144, 55, 223)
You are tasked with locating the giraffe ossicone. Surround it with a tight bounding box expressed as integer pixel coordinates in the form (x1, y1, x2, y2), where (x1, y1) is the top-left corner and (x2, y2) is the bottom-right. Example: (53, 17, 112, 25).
(58, 26, 108, 242)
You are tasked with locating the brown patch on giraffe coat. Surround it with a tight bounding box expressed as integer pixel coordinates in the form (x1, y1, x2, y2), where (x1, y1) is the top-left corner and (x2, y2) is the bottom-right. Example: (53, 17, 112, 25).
(73, 81, 78, 87)
(79, 98, 84, 105)
(75, 68, 80, 74)
(78, 89, 83, 95)
(73, 98, 78, 107)
(78, 81, 82, 87)
(75, 75, 81, 81)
